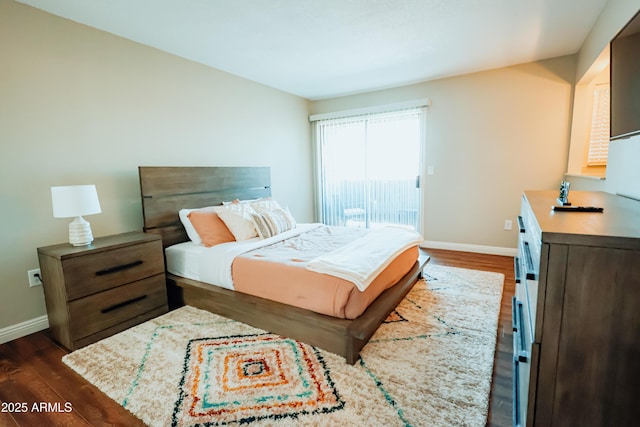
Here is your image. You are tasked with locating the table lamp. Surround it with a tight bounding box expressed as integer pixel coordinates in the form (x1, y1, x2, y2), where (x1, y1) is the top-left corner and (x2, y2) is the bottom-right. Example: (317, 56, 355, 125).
(51, 185, 102, 246)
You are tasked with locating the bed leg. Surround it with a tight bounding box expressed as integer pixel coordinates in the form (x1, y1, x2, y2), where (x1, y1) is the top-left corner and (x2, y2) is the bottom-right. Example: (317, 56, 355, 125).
(345, 336, 365, 365)
(345, 352, 360, 365)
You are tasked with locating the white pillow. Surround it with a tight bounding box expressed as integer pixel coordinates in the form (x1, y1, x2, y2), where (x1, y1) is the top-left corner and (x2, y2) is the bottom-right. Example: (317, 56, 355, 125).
(217, 203, 259, 241)
(178, 206, 223, 245)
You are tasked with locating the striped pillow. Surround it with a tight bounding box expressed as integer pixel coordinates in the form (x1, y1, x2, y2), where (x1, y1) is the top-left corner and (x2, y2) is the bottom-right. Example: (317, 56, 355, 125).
(250, 207, 296, 239)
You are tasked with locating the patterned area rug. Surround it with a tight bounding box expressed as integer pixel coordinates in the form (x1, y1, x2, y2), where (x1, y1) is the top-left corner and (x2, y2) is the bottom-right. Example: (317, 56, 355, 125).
(62, 265, 504, 426)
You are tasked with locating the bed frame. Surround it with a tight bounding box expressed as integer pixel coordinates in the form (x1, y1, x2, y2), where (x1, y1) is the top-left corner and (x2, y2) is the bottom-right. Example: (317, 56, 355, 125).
(139, 166, 429, 364)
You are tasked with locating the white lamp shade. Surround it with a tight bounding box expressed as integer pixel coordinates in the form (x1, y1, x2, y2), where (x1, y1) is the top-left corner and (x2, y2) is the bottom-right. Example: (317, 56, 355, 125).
(51, 185, 102, 218)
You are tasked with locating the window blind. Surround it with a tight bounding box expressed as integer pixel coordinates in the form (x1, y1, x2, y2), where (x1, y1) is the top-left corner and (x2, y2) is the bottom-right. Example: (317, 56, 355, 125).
(587, 83, 610, 166)
(313, 106, 425, 231)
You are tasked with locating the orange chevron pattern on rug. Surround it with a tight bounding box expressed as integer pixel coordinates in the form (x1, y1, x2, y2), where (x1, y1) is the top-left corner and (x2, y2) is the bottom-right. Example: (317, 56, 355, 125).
(172, 334, 343, 425)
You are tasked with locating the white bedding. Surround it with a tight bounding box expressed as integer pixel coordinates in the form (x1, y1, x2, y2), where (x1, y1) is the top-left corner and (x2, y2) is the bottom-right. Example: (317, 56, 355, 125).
(165, 223, 322, 290)
(306, 226, 424, 291)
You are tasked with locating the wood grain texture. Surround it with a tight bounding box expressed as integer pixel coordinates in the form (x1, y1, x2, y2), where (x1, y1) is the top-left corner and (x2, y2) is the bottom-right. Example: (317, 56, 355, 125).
(67, 274, 167, 340)
(532, 243, 568, 427)
(552, 247, 640, 426)
(139, 166, 272, 246)
(139, 166, 271, 197)
(37, 232, 168, 351)
(524, 190, 640, 248)
(0, 249, 514, 426)
(1, 332, 145, 426)
(522, 191, 640, 427)
(0, 343, 89, 426)
(60, 241, 164, 301)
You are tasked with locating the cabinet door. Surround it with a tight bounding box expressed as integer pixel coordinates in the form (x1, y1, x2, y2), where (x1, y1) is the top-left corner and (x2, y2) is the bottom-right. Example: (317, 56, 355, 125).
(534, 244, 568, 426)
(552, 246, 640, 426)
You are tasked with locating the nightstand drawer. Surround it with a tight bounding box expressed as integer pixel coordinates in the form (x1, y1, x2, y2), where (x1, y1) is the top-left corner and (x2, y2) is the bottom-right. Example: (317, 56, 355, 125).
(68, 273, 167, 341)
(63, 240, 164, 300)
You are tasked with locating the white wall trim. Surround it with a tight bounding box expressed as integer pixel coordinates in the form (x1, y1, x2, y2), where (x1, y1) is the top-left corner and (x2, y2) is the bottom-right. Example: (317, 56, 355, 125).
(0, 315, 49, 345)
(421, 241, 518, 257)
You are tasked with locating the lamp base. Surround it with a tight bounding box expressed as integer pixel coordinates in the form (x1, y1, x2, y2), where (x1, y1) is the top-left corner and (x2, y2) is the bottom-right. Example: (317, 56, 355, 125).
(69, 216, 94, 246)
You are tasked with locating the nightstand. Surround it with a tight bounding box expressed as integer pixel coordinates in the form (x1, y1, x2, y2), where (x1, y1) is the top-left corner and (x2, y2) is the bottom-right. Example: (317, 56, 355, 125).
(37, 231, 168, 351)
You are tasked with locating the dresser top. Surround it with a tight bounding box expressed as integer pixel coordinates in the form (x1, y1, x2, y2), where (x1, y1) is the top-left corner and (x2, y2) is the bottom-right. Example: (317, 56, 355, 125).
(37, 231, 161, 259)
(524, 191, 640, 249)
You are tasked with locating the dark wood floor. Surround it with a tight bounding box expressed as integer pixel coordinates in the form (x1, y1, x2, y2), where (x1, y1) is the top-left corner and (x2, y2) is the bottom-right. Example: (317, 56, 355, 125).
(0, 249, 513, 426)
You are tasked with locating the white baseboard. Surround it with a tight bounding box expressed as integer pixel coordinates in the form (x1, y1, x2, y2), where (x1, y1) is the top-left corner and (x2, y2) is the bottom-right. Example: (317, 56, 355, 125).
(421, 241, 518, 257)
(0, 315, 49, 345)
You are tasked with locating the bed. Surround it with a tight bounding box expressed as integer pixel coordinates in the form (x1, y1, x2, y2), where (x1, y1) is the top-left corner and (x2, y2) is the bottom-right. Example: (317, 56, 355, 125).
(139, 166, 430, 364)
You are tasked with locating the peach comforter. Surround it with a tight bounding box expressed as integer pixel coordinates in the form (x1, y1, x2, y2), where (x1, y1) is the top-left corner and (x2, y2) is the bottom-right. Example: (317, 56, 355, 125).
(165, 224, 420, 319)
(232, 225, 419, 319)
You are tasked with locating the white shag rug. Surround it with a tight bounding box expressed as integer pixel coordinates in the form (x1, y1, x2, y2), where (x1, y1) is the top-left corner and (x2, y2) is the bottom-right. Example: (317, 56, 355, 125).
(63, 265, 504, 426)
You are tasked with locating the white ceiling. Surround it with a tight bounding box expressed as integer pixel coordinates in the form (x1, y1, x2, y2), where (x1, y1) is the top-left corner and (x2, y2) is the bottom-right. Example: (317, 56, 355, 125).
(17, 0, 607, 100)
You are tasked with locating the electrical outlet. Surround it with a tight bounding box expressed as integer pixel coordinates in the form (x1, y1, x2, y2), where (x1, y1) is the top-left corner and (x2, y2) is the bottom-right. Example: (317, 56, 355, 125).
(28, 269, 42, 287)
(504, 219, 513, 231)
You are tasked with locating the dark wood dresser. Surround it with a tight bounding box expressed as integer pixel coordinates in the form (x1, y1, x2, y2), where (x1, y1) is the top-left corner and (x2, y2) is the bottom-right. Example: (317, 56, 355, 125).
(37, 231, 168, 351)
(513, 190, 640, 426)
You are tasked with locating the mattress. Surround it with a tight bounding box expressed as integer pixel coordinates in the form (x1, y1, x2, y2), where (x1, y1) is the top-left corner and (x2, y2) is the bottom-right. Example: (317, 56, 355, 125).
(165, 241, 206, 281)
(165, 224, 419, 319)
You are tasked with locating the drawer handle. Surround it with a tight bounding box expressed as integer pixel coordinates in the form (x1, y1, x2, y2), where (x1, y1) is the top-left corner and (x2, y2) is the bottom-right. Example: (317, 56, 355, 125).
(95, 260, 143, 276)
(101, 295, 147, 314)
(512, 296, 519, 331)
(514, 257, 522, 284)
(522, 242, 536, 280)
(517, 215, 525, 233)
(513, 359, 522, 427)
(516, 301, 529, 363)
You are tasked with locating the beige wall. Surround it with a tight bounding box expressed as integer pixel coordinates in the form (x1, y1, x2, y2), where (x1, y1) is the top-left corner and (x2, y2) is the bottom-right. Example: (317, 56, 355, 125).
(311, 56, 576, 251)
(0, 0, 312, 329)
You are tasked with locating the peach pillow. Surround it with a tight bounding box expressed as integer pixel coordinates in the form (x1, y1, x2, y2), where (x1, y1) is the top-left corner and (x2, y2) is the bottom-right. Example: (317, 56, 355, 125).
(187, 211, 235, 247)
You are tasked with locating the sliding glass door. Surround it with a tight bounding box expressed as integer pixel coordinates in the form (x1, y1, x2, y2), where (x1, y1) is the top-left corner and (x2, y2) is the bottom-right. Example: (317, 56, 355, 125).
(315, 107, 424, 231)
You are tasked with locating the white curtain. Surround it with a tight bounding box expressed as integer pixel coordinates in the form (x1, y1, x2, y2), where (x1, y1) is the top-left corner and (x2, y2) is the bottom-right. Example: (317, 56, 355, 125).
(312, 105, 426, 231)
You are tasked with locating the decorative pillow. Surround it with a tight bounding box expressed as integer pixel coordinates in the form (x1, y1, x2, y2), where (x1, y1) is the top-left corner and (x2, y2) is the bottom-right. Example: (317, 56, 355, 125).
(179, 206, 223, 245)
(186, 211, 235, 247)
(250, 207, 297, 239)
(217, 203, 259, 241)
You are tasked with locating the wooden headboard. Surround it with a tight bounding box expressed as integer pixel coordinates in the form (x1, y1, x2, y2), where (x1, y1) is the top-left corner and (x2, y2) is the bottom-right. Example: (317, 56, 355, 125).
(139, 166, 271, 247)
